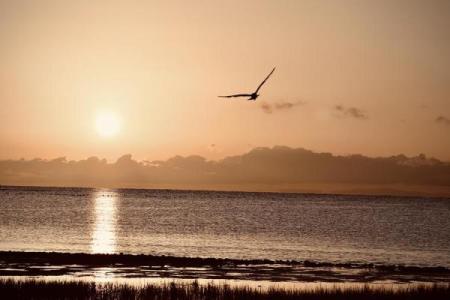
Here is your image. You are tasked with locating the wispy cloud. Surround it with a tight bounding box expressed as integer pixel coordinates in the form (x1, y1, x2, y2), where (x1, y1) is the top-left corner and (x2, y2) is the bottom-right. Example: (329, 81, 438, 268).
(260, 102, 273, 114)
(436, 115, 450, 126)
(334, 105, 368, 120)
(260, 100, 305, 114)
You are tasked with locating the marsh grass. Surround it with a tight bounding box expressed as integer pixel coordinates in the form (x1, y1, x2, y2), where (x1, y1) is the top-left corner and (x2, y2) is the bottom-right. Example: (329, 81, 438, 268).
(0, 279, 449, 300)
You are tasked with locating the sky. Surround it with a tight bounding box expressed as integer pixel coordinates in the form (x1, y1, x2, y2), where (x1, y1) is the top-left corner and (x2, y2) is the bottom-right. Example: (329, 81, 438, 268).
(1, 0, 450, 162)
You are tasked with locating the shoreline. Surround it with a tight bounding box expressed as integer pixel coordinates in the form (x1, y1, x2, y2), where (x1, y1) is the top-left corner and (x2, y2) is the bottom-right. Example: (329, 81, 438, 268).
(1, 251, 449, 284)
(2, 184, 450, 200)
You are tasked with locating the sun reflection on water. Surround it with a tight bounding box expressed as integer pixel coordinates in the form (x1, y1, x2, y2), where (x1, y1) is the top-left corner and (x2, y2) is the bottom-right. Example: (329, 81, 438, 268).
(91, 190, 117, 254)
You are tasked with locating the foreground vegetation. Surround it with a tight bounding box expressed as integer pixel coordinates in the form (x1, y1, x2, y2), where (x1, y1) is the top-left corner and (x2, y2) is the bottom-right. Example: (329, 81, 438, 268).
(1, 279, 450, 300)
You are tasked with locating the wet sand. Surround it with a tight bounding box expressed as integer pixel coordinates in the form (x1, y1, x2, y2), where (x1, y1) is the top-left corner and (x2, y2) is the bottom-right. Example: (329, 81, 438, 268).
(1, 251, 449, 284)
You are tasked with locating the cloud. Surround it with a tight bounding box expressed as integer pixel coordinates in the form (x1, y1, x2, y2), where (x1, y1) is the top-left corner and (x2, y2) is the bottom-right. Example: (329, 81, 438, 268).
(1, 147, 449, 196)
(260, 102, 273, 114)
(436, 115, 450, 126)
(260, 100, 304, 114)
(334, 105, 368, 120)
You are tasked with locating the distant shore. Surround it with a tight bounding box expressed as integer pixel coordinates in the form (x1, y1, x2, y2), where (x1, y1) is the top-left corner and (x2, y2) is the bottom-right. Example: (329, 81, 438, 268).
(1, 251, 450, 283)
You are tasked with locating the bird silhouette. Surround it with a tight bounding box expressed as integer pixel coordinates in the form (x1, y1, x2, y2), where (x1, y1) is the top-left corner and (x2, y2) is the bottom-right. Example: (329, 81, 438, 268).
(219, 67, 275, 101)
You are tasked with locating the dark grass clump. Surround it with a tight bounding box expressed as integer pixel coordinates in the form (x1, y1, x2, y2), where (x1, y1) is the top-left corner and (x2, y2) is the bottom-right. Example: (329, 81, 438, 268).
(1, 279, 449, 300)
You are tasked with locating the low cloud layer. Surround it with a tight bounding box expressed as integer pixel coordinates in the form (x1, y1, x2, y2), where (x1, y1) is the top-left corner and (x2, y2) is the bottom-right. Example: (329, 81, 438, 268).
(1, 147, 449, 196)
(260, 100, 304, 114)
(436, 115, 450, 126)
(335, 105, 368, 120)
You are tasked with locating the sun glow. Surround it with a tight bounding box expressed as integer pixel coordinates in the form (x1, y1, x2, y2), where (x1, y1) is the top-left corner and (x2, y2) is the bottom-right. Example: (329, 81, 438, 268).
(95, 112, 121, 138)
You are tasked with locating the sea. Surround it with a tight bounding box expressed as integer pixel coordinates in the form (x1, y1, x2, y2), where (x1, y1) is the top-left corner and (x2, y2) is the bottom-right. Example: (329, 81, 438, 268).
(1, 186, 449, 268)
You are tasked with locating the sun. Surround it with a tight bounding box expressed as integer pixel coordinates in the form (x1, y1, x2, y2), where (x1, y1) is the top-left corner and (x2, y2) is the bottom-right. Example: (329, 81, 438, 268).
(95, 112, 121, 138)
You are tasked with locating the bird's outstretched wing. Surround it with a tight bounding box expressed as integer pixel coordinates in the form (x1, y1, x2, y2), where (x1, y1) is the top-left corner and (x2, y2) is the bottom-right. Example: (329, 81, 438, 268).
(255, 67, 276, 93)
(218, 94, 252, 98)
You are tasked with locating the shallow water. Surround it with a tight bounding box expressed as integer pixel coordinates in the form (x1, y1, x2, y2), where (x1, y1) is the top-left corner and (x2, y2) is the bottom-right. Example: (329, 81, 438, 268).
(1, 186, 449, 267)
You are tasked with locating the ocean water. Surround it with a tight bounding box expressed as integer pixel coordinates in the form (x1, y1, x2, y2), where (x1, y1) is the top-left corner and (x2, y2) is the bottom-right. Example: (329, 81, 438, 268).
(0, 186, 449, 267)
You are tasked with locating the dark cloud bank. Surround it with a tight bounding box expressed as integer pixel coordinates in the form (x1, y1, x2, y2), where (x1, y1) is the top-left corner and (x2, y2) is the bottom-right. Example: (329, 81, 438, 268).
(1, 147, 450, 197)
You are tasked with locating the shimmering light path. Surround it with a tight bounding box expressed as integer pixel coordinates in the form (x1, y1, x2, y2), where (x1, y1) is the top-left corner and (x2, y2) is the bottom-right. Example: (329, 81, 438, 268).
(91, 191, 117, 254)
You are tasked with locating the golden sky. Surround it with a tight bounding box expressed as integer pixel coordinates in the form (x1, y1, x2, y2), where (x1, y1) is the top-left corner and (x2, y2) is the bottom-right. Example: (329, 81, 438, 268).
(1, 0, 450, 161)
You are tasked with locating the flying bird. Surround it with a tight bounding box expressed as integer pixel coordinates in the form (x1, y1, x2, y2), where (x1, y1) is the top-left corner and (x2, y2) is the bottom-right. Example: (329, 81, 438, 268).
(219, 67, 276, 101)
